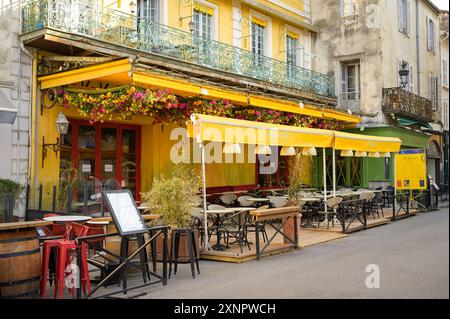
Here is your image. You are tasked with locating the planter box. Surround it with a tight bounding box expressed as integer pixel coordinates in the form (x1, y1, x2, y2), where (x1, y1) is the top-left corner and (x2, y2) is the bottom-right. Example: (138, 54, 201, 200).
(282, 213, 302, 245)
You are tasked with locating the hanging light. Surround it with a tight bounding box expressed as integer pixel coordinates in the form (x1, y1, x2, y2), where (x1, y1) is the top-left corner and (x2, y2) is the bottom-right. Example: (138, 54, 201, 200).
(340, 150, 354, 157)
(255, 145, 271, 155)
(368, 152, 380, 158)
(301, 147, 317, 156)
(354, 151, 367, 157)
(223, 142, 241, 154)
(280, 146, 296, 156)
(380, 152, 391, 158)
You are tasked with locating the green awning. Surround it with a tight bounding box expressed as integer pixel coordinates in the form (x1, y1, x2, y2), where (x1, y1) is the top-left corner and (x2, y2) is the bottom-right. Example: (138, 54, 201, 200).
(397, 117, 432, 129)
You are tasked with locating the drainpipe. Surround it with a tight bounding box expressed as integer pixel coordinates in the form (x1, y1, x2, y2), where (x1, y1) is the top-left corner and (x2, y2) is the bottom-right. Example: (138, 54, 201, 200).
(416, 0, 421, 96)
(20, 42, 33, 185)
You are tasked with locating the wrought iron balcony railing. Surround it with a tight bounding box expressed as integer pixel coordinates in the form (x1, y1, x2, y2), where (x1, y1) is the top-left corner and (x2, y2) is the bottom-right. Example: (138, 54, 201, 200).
(338, 91, 360, 114)
(382, 87, 433, 122)
(21, 0, 335, 98)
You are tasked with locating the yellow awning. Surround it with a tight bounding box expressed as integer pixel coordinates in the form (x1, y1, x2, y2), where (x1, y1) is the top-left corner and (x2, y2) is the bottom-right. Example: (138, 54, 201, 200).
(251, 16, 267, 27)
(38, 59, 132, 90)
(188, 114, 402, 153)
(333, 131, 402, 153)
(36, 60, 360, 124)
(194, 2, 214, 15)
(286, 31, 299, 40)
(188, 113, 334, 147)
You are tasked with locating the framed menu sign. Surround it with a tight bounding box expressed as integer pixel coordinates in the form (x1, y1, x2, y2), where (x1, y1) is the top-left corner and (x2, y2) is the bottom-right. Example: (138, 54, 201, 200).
(102, 190, 147, 236)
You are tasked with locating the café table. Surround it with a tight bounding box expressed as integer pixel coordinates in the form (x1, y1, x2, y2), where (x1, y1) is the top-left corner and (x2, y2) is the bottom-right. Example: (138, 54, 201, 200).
(246, 197, 270, 207)
(203, 208, 235, 251)
(43, 215, 92, 223)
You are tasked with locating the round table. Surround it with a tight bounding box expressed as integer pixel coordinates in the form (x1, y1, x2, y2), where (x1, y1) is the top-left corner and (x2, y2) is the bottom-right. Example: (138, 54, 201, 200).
(246, 197, 270, 207)
(203, 209, 235, 251)
(43, 215, 92, 223)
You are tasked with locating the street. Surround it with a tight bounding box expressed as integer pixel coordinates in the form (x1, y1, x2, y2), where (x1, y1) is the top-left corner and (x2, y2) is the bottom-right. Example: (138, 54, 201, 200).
(137, 208, 449, 299)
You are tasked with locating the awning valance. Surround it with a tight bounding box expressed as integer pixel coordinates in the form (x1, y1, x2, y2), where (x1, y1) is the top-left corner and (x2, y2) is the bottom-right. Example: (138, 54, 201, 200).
(333, 131, 402, 153)
(188, 114, 334, 147)
(189, 114, 402, 153)
(37, 59, 360, 124)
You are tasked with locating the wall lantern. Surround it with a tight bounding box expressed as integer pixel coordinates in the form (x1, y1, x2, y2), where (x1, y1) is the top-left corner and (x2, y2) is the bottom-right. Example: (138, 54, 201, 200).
(340, 150, 354, 157)
(42, 112, 69, 167)
(255, 145, 271, 155)
(301, 147, 317, 156)
(399, 63, 410, 89)
(129, 1, 137, 14)
(280, 146, 296, 156)
(223, 143, 241, 154)
(354, 151, 367, 157)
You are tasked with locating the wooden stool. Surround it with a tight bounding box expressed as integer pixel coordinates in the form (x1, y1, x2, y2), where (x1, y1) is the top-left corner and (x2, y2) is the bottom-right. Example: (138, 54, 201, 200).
(169, 228, 200, 279)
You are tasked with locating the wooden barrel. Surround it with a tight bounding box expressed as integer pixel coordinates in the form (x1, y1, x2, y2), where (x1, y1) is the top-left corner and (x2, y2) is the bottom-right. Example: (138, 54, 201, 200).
(0, 229, 41, 298)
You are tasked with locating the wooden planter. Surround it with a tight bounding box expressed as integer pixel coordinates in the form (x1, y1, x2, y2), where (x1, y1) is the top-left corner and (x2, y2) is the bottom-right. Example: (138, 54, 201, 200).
(156, 228, 200, 263)
(282, 213, 302, 245)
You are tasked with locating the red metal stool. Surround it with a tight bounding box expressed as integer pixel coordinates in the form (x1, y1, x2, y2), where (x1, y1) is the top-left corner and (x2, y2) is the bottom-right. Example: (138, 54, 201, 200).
(54, 223, 90, 299)
(40, 224, 72, 298)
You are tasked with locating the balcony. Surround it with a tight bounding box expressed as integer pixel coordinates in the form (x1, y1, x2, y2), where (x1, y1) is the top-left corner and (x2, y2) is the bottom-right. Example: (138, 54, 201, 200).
(338, 91, 360, 114)
(382, 87, 433, 123)
(21, 0, 335, 98)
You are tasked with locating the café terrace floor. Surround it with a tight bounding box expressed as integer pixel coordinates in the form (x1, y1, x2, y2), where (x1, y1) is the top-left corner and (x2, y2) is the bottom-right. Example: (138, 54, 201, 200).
(200, 207, 417, 263)
(41, 207, 418, 299)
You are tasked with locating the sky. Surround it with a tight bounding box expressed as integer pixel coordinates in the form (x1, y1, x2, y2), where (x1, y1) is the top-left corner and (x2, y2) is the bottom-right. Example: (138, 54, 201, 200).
(431, 0, 449, 10)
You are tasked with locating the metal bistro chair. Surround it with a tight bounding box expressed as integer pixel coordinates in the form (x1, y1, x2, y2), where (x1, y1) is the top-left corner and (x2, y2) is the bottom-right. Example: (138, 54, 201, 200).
(245, 205, 269, 243)
(237, 195, 256, 207)
(359, 192, 378, 219)
(317, 197, 343, 229)
(268, 196, 288, 208)
(219, 210, 251, 253)
(216, 193, 237, 207)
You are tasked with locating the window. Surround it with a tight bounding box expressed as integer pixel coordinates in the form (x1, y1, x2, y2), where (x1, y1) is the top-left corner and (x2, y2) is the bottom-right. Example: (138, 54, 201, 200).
(427, 17, 436, 53)
(138, 0, 159, 22)
(443, 58, 449, 87)
(443, 101, 449, 130)
(340, 0, 358, 21)
(251, 20, 265, 65)
(430, 76, 438, 111)
(193, 4, 212, 39)
(286, 33, 299, 77)
(398, 60, 414, 92)
(397, 0, 411, 35)
(340, 62, 360, 107)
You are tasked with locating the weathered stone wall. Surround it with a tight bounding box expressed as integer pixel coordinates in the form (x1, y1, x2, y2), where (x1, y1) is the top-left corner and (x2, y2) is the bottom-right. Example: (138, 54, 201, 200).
(0, 0, 32, 217)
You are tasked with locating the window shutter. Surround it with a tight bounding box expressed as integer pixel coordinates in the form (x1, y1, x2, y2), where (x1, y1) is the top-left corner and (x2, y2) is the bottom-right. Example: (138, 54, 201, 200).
(427, 17, 432, 51)
(340, 0, 344, 18)
(398, 0, 404, 32)
(409, 65, 413, 92)
(406, 0, 411, 35)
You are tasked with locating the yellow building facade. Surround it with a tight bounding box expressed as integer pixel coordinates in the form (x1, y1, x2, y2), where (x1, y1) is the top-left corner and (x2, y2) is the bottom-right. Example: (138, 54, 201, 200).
(21, 0, 359, 214)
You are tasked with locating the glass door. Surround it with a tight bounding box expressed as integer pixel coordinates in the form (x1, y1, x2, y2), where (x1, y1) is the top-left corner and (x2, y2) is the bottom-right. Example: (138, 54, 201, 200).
(100, 127, 120, 191)
(120, 128, 139, 198)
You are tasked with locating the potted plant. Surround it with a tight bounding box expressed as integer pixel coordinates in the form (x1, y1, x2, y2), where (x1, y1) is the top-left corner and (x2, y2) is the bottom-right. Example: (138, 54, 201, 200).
(0, 179, 25, 222)
(141, 163, 202, 262)
(283, 152, 305, 243)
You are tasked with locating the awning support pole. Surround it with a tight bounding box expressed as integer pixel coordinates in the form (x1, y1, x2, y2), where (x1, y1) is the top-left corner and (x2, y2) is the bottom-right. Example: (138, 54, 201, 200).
(200, 142, 210, 250)
(332, 148, 336, 197)
(323, 148, 328, 211)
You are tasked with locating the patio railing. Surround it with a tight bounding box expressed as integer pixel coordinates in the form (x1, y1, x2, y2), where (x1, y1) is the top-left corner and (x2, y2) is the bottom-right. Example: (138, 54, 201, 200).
(21, 0, 335, 98)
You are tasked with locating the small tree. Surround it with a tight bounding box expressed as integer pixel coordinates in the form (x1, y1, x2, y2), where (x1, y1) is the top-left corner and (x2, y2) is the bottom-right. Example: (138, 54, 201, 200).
(141, 164, 201, 229)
